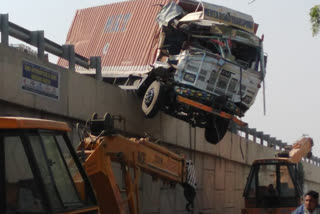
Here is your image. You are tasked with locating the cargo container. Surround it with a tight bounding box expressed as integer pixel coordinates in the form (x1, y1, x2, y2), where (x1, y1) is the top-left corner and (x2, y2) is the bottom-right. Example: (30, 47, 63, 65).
(59, 0, 267, 144)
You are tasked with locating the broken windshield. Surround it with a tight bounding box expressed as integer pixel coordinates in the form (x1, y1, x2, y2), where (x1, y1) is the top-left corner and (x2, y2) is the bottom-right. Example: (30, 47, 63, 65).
(156, 1, 264, 73)
(188, 35, 261, 71)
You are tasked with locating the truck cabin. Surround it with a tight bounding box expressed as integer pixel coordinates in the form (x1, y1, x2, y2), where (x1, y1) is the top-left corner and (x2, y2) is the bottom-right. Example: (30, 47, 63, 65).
(157, 0, 266, 73)
(159, 24, 264, 72)
(155, 0, 266, 116)
(243, 159, 303, 209)
(0, 117, 98, 214)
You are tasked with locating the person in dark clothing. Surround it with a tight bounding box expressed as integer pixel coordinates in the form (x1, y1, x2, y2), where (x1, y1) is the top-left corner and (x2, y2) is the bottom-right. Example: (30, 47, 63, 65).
(292, 190, 320, 214)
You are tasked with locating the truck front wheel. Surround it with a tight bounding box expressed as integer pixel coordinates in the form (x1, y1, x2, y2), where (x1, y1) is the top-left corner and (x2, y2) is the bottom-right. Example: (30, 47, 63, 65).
(141, 81, 164, 118)
(204, 116, 230, 144)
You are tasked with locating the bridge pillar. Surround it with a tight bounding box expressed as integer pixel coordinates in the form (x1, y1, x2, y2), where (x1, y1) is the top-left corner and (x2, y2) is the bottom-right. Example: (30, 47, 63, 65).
(31, 31, 45, 59)
(90, 56, 102, 81)
(62, 45, 75, 72)
(0, 14, 9, 46)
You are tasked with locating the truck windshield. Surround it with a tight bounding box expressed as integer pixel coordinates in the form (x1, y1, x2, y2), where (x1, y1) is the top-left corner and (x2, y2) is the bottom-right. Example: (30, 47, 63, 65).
(229, 40, 260, 70)
(189, 36, 261, 71)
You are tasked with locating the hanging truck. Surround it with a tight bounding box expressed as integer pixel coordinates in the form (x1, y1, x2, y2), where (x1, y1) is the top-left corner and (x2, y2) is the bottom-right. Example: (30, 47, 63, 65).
(58, 0, 267, 144)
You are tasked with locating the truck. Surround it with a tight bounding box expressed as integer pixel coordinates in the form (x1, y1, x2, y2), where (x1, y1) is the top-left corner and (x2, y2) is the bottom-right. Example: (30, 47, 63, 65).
(242, 137, 313, 214)
(1, 114, 196, 214)
(58, 0, 267, 144)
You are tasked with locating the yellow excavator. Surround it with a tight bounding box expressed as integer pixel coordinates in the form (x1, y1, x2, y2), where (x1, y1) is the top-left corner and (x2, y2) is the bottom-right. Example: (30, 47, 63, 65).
(1, 113, 196, 214)
(242, 137, 313, 214)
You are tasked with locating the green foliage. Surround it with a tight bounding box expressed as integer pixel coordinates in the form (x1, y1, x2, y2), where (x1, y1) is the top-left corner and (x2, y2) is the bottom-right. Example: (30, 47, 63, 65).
(310, 5, 320, 36)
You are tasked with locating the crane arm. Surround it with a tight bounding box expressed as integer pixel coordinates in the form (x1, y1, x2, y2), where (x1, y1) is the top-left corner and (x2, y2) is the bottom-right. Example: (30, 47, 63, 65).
(76, 113, 196, 214)
(288, 137, 313, 163)
(99, 135, 186, 182)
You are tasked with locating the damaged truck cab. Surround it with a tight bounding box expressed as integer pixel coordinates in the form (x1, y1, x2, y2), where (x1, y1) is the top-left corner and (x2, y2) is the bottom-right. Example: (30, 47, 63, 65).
(141, 0, 267, 144)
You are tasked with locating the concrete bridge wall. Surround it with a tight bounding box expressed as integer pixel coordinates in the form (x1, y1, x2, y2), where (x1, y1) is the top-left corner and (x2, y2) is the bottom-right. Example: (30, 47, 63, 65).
(1, 44, 320, 214)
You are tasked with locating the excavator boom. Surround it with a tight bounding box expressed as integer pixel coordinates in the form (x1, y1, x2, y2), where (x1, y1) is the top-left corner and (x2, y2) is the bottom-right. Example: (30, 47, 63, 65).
(288, 137, 313, 163)
(77, 113, 195, 214)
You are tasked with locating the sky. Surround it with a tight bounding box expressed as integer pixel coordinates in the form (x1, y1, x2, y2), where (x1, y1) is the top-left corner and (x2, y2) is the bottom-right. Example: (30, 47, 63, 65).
(2, 0, 320, 155)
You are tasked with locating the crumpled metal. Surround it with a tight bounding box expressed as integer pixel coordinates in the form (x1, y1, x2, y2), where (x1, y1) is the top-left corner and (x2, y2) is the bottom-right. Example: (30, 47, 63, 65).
(156, 1, 184, 27)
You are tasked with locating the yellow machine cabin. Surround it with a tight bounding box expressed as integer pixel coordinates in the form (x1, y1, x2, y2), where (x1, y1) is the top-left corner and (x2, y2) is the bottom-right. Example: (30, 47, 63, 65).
(242, 137, 313, 214)
(0, 117, 98, 214)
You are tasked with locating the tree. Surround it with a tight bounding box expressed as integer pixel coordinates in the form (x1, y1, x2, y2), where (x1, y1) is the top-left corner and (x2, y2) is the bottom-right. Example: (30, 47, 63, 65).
(310, 5, 320, 36)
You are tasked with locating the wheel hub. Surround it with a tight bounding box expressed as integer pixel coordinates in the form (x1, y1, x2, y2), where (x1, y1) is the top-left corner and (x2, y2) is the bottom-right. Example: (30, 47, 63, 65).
(144, 88, 154, 107)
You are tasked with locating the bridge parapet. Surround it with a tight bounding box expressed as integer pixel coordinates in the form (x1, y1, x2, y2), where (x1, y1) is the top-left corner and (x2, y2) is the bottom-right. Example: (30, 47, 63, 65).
(233, 126, 320, 166)
(0, 13, 101, 79)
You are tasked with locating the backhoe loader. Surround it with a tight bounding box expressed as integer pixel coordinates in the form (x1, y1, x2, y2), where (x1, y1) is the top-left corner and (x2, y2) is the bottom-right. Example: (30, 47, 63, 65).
(0, 114, 195, 214)
(242, 137, 313, 214)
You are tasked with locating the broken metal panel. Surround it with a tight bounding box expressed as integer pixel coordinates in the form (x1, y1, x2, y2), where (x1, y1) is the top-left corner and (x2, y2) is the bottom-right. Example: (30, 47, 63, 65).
(156, 1, 184, 27)
(178, 11, 203, 23)
(178, 0, 255, 33)
(178, 0, 256, 34)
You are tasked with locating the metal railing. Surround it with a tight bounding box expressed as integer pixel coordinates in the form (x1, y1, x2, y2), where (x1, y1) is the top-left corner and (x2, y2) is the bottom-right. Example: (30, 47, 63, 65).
(231, 125, 320, 166)
(0, 13, 102, 80)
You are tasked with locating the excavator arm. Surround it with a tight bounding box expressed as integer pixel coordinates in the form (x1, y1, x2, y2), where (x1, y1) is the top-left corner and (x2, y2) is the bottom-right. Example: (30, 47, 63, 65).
(288, 137, 313, 163)
(77, 113, 196, 214)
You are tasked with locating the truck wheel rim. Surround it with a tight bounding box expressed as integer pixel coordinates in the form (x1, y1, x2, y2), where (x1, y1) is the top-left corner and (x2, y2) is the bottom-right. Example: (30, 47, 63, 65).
(144, 88, 154, 107)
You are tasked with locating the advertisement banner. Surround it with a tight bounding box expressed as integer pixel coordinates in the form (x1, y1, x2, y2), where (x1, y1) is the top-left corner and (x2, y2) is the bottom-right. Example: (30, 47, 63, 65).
(22, 60, 60, 100)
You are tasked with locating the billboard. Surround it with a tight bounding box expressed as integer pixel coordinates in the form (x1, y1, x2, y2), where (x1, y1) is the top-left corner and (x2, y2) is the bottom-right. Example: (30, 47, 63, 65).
(22, 60, 60, 100)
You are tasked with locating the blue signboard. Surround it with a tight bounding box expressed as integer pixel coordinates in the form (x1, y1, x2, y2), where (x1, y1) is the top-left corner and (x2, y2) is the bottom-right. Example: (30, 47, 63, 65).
(21, 60, 60, 100)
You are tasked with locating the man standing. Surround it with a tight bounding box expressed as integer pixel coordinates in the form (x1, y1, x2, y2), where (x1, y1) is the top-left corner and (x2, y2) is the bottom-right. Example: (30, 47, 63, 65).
(292, 190, 320, 214)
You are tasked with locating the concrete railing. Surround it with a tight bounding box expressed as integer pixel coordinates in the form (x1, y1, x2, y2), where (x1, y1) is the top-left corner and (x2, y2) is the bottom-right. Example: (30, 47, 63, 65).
(231, 125, 320, 166)
(0, 13, 102, 80)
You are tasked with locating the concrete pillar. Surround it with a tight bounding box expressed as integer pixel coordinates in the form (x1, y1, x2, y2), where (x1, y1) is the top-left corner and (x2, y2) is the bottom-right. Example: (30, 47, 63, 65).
(269, 137, 276, 149)
(63, 45, 75, 72)
(251, 128, 257, 143)
(31, 31, 45, 59)
(90, 56, 102, 81)
(264, 134, 270, 147)
(0, 14, 9, 46)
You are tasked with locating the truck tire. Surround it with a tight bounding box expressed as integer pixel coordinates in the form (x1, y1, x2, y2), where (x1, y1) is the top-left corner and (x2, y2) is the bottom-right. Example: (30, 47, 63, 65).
(204, 116, 230, 144)
(142, 81, 164, 118)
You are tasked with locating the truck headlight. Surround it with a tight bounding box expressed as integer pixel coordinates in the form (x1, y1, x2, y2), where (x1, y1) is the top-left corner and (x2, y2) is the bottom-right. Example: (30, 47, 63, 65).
(184, 73, 196, 83)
